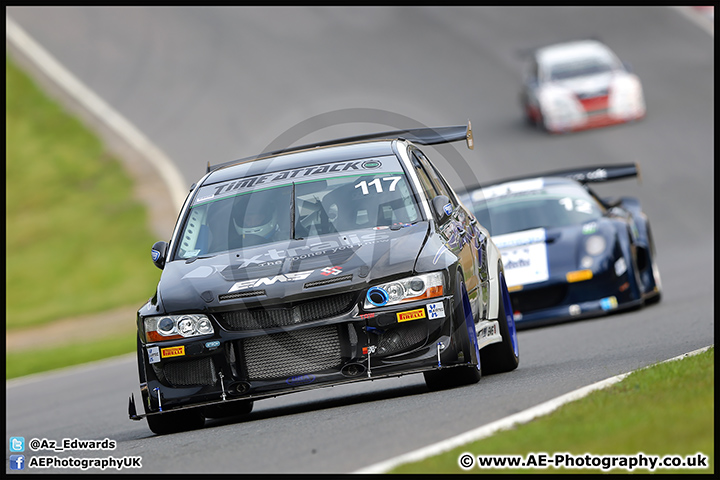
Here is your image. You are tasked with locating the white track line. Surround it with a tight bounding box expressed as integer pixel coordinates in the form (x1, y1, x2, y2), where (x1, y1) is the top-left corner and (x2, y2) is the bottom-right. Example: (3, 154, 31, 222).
(5, 14, 188, 210)
(354, 345, 713, 474)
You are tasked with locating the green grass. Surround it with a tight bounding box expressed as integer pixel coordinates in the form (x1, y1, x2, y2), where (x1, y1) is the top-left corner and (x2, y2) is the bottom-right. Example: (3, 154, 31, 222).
(6, 334, 137, 380)
(6, 55, 161, 330)
(390, 347, 714, 474)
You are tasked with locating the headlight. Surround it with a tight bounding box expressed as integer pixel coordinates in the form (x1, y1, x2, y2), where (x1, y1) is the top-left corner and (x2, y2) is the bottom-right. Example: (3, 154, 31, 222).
(144, 314, 214, 342)
(552, 96, 574, 111)
(609, 75, 645, 115)
(540, 88, 577, 113)
(364, 272, 444, 309)
(585, 235, 607, 256)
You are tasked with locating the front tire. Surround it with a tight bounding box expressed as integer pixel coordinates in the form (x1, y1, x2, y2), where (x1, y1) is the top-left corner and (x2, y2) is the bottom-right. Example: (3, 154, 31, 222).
(424, 273, 482, 391)
(480, 268, 519, 374)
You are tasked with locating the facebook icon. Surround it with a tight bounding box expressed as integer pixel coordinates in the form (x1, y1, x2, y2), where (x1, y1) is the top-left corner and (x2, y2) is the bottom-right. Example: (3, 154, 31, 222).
(10, 455, 25, 470)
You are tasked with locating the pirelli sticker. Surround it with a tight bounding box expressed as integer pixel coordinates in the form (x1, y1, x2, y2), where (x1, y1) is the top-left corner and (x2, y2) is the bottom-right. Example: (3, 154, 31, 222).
(161, 346, 185, 358)
(397, 308, 426, 323)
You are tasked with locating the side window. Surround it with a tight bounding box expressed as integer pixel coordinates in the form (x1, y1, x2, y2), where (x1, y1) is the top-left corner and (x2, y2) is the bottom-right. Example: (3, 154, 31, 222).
(411, 151, 439, 201)
(415, 150, 456, 207)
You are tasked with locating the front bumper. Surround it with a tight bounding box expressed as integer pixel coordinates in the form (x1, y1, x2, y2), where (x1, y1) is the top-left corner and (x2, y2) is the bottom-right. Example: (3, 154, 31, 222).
(508, 264, 642, 329)
(544, 94, 645, 133)
(132, 295, 470, 419)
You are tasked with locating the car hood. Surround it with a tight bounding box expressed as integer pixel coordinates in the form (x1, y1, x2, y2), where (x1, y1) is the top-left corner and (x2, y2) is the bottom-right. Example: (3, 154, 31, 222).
(155, 222, 430, 312)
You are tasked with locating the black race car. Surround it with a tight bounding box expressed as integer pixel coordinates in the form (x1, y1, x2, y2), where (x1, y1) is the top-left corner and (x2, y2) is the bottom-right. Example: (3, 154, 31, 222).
(129, 123, 519, 435)
(457, 164, 662, 329)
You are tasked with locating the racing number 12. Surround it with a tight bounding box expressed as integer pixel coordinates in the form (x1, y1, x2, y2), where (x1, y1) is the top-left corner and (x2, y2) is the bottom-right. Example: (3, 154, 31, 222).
(355, 177, 401, 195)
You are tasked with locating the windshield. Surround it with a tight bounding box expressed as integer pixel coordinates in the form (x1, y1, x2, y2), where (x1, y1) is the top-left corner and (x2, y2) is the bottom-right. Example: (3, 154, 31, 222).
(175, 157, 421, 259)
(548, 56, 617, 81)
(467, 182, 604, 236)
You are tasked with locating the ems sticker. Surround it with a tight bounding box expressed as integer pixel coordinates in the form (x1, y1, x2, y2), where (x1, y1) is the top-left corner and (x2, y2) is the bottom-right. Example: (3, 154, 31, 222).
(161, 346, 185, 358)
(427, 302, 445, 319)
(229, 269, 314, 292)
(397, 308, 426, 323)
(147, 346, 160, 364)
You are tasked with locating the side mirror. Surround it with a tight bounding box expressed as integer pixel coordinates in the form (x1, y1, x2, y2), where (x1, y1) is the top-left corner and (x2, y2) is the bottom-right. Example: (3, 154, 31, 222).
(432, 195, 453, 222)
(151, 241, 168, 270)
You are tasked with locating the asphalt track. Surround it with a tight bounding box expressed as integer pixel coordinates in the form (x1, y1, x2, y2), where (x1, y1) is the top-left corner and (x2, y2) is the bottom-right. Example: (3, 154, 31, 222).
(5, 7, 713, 474)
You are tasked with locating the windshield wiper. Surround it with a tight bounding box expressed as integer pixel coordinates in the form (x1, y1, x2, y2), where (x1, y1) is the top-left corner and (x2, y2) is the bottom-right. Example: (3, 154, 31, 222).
(185, 253, 218, 263)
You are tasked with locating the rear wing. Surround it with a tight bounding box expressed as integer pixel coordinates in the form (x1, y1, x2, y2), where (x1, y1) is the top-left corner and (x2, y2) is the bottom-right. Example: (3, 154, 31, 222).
(207, 121, 474, 173)
(542, 163, 640, 184)
(461, 163, 640, 193)
(515, 35, 605, 59)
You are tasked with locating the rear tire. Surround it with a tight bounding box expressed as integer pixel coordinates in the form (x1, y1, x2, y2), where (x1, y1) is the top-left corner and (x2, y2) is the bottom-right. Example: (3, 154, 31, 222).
(424, 273, 481, 391)
(146, 408, 205, 435)
(480, 269, 519, 374)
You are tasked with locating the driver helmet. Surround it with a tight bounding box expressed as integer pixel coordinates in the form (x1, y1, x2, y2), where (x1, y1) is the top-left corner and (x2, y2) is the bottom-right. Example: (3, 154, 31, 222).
(232, 199, 278, 239)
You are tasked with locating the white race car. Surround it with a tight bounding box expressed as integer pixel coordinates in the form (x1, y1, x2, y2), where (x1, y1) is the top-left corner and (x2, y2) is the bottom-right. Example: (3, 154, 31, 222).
(520, 39, 646, 133)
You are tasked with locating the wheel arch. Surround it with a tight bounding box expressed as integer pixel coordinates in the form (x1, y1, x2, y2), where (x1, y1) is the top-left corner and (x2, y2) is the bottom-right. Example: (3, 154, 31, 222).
(485, 241, 503, 321)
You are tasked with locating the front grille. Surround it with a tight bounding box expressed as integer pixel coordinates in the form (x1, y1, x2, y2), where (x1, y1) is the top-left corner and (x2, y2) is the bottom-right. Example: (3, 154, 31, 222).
(217, 292, 358, 330)
(376, 321, 428, 356)
(578, 95, 609, 113)
(241, 325, 342, 379)
(218, 290, 266, 301)
(576, 89, 609, 100)
(511, 285, 567, 313)
(304, 274, 353, 288)
(163, 356, 216, 387)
